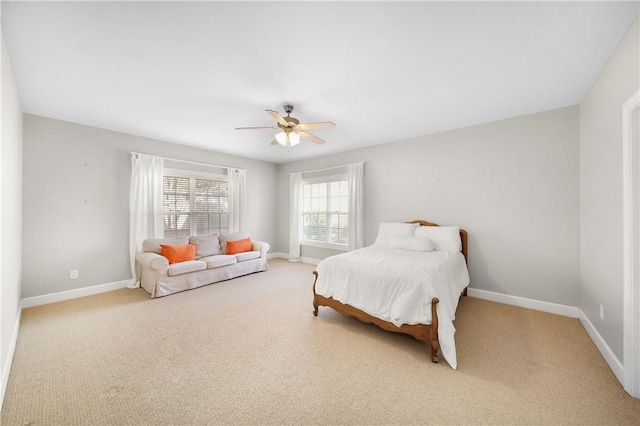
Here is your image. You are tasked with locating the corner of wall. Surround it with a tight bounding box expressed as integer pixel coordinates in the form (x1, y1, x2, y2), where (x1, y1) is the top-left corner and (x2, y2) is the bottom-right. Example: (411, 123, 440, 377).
(0, 23, 25, 411)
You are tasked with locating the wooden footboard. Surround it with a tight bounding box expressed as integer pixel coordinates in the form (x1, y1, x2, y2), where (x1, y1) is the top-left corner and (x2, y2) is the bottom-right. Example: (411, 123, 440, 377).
(312, 270, 442, 363)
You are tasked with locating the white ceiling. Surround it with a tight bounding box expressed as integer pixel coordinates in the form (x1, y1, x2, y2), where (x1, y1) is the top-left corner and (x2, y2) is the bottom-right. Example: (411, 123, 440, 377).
(2, 1, 638, 164)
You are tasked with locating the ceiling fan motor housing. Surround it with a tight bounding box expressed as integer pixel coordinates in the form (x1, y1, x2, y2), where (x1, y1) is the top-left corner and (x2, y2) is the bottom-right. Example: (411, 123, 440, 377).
(278, 116, 299, 128)
(279, 105, 299, 128)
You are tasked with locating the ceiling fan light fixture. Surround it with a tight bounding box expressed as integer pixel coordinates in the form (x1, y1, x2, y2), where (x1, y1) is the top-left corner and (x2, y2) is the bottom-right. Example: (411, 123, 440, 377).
(275, 131, 287, 146)
(275, 130, 300, 147)
(289, 132, 301, 146)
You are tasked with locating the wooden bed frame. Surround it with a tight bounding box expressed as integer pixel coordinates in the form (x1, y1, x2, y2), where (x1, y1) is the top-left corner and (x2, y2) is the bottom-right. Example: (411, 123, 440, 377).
(312, 220, 468, 363)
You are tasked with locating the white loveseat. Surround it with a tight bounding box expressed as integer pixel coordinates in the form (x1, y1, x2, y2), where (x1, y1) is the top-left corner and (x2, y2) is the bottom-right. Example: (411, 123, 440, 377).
(135, 231, 269, 298)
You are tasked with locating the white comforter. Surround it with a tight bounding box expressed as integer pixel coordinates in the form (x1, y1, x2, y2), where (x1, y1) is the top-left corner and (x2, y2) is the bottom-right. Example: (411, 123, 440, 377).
(315, 245, 470, 369)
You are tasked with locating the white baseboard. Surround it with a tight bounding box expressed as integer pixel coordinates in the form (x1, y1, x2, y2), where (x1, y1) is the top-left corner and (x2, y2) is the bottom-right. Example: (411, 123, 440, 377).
(267, 252, 321, 266)
(0, 300, 23, 411)
(300, 256, 321, 266)
(467, 288, 580, 318)
(579, 309, 624, 384)
(21, 279, 131, 309)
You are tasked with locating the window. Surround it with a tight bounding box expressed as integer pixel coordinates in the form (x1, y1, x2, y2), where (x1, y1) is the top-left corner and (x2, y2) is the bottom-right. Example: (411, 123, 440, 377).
(163, 172, 229, 238)
(301, 176, 349, 249)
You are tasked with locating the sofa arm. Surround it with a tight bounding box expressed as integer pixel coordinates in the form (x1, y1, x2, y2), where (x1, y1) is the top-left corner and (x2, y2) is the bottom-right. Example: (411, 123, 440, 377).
(252, 240, 270, 258)
(135, 251, 169, 272)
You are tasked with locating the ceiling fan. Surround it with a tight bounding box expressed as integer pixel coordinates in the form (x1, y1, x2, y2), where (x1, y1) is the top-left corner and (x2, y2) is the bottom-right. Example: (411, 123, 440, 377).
(236, 105, 335, 147)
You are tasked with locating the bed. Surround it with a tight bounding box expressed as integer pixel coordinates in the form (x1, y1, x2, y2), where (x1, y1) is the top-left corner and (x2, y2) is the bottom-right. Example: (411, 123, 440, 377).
(312, 220, 470, 369)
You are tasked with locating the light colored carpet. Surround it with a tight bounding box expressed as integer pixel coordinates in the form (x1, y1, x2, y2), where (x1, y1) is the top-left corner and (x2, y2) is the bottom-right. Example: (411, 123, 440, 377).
(2, 259, 639, 425)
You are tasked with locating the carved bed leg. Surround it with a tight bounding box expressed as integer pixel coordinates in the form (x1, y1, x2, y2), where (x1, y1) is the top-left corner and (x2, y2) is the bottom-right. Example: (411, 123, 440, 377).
(312, 271, 319, 316)
(430, 297, 440, 363)
(431, 340, 440, 363)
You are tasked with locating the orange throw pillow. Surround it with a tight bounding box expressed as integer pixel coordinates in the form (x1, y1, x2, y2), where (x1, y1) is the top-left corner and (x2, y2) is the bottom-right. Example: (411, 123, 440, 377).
(160, 244, 196, 264)
(227, 238, 252, 255)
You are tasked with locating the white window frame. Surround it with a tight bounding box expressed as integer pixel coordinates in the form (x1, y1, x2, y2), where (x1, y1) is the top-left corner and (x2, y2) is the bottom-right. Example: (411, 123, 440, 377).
(163, 168, 230, 238)
(300, 174, 349, 252)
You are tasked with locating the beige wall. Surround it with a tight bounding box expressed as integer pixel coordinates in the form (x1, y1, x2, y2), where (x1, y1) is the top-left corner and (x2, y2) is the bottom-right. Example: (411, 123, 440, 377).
(277, 106, 580, 307)
(21, 115, 278, 298)
(579, 17, 639, 361)
(1, 28, 24, 407)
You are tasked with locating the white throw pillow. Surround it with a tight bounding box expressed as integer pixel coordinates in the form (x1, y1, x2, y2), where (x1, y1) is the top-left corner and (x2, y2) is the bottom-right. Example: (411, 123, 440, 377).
(414, 226, 461, 252)
(189, 234, 221, 259)
(374, 222, 419, 247)
(390, 236, 435, 252)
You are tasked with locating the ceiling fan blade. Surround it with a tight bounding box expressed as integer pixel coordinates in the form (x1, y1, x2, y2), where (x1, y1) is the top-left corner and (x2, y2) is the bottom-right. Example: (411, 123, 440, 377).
(266, 109, 290, 127)
(235, 126, 277, 130)
(295, 121, 336, 131)
(270, 139, 279, 145)
(296, 131, 326, 145)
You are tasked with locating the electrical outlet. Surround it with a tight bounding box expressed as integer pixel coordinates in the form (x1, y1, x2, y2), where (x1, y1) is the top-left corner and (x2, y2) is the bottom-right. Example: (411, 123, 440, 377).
(599, 304, 604, 320)
(70, 269, 79, 279)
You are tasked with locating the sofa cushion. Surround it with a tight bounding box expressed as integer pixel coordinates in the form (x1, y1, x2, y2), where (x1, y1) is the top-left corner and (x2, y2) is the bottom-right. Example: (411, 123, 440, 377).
(200, 254, 237, 269)
(143, 238, 189, 254)
(167, 260, 206, 277)
(227, 237, 252, 255)
(219, 231, 250, 254)
(234, 251, 261, 262)
(161, 244, 196, 264)
(189, 234, 221, 258)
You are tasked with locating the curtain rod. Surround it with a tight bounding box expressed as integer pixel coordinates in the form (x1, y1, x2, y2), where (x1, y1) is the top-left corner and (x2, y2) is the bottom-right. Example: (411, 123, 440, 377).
(130, 152, 245, 171)
(289, 161, 363, 176)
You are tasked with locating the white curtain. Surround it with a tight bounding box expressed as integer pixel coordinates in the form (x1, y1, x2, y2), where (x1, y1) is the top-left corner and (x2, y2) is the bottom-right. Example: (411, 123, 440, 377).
(348, 162, 364, 251)
(289, 172, 303, 262)
(228, 168, 246, 232)
(129, 153, 164, 288)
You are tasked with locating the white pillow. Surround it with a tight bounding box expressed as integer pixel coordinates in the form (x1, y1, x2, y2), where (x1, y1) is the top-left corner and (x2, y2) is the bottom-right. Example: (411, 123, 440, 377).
(189, 234, 221, 259)
(414, 226, 462, 252)
(374, 222, 419, 247)
(390, 236, 434, 252)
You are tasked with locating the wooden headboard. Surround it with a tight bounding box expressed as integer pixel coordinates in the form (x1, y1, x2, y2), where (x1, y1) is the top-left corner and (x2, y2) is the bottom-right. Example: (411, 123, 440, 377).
(407, 220, 468, 262)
